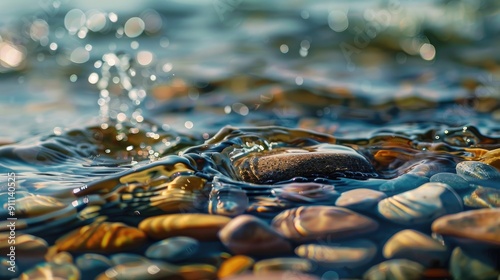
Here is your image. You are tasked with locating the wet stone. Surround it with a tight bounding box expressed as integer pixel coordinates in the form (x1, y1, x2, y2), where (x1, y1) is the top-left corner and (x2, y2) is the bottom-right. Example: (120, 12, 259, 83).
(377, 182, 463, 226)
(449, 247, 500, 280)
(0, 233, 48, 261)
(463, 186, 500, 208)
(432, 208, 500, 247)
(456, 160, 500, 187)
(295, 239, 377, 268)
(110, 253, 149, 265)
(253, 257, 313, 274)
(480, 148, 500, 171)
(430, 172, 471, 191)
(271, 206, 379, 243)
(273, 183, 339, 203)
(363, 259, 425, 280)
(12, 195, 66, 218)
(20, 262, 81, 280)
(96, 260, 182, 280)
(218, 255, 254, 279)
(178, 264, 217, 280)
(335, 188, 387, 211)
(233, 144, 377, 184)
(224, 272, 320, 280)
(76, 254, 113, 280)
(218, 214, 292, 256)
(383, 229, 448, 267)
(146, 236, 199, 262)
(139, 213, 231, 241)
(55, 221, 147, 253)
(378, 174, 429, 193)
(209, 187, 248, 217)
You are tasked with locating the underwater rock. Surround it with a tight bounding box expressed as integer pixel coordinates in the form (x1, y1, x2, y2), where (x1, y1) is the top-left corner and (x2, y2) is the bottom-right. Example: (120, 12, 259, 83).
(363, 259, 425, 280)
(146, 236, 199, 262)
(335, 188, 387, 211)
(295, 239, 377, 268)
(377, 182, 463, 226)
(54, 221, 147, 253)
(463, 186, 500, 208)
(96, 260, 182, 280)
(449, 247, 500, 280)
(20, 262, 81, 280)
(253, 257, 313, 274)
(178, 264, 217, 280)
(218, 255, 254, 279)
(430, 172, 471, 191)
(432, 208, 500, 247)
(273, 183, 339, 203)
(271, 206, 378, 242)
(75, 254, 113, 280)
(208, 187, 248, 217)
(480, 148, 500, 171)
(378, 174, 429, 193)
(139, 213, 231, 241)
(456, 161, 500, 186)
(218, 214, 291, 256)
(233, 144, 377, 184)
(383, 229, 448, 267)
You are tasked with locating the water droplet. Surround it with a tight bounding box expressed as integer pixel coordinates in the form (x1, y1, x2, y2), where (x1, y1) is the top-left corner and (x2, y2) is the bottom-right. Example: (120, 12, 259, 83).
(295, 76, 303, 85)
(70, 74, 78, 82)
(328, 10, 349, 32)
(136, 51, 153, 66)
(185, 121, 194, 129)
(280, 44, 289, 54)
(124, 17, 145, 38)
(88, 73, 99, 84)
(420, 43, 436, 61)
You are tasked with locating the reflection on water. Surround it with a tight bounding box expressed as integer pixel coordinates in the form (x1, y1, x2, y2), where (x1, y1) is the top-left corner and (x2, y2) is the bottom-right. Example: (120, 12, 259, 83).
(0, 0, 499, 279)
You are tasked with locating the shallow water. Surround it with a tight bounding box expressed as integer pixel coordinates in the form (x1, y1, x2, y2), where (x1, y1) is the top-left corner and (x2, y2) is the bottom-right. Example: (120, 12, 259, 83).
(0, 0, 499, 279)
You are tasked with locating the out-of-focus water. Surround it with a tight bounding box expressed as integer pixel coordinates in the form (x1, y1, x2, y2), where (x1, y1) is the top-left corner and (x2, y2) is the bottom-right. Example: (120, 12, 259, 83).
(0, 0, 499, 278)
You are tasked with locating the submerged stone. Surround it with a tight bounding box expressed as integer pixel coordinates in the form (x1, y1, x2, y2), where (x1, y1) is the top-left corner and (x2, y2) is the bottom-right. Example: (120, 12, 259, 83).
(377, 182, 463, 226)
(96, 260, 181, 280)
(295, 239, 377, 267)
(378, 174, 429, 193)
(463, 186, 500, 208)
(139, 213, 231, 241)
(218, 214, 291, 256)
(146, 236, 199, 262)
(383, 229, 448, 267)
(335, 188, 386, 211)
(271, 206, 378, 242)
(430, 172, 471, 191)
(456, 161, 500, 186)
(363, 259, 425, 280)
(218, 255, 254, 279)
(449, 247, 500, 280)
(432, 208, 500, 247)
(75, 254, 113, 280)
(20, 262, 81, 280)
(233, 144, 377, 184)
(253, 258, 313, 274)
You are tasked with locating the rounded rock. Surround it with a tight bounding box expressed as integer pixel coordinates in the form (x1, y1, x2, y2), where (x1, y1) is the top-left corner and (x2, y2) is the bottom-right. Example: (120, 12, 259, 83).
(463, 186, 500, 208)
(20, 262, 81, 280)
(456, 161, 500, 186)
(363, 259, 425, 280)
(146, 236, 199, 262)
(96, 261, 181, 280)
(335, 188, 387, 211)
(295, 239, 377, 268)
(218, 255, 254, 279)
(430, 172, 471, 191)
(271, 206, 379, 242)
(377, 182, 463, 226)
(76, 254, 113, 280)
(253, 258, 313, 274)
(450, 247, 500, 280)
(139, 213, 231, 241)
(480, 148, 500, 171)
(218, 214, 292, 256)
(383, 229, 448, 267)
(432, 208, 500, 247)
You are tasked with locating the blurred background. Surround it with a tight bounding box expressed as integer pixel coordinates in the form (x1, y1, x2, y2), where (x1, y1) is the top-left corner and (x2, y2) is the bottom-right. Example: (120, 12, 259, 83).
(0, 0, 499, 143)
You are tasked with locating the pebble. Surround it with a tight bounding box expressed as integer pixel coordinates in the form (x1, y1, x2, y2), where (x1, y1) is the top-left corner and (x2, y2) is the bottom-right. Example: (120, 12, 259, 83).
(55, 221, 147, 253)
(76, 254, 113, 280)
(432, 208, 500, 247)
(335, 188, 387, 211)
(224, 272, 320, 280)
(218, 214, 292, 256)
(363, 259, 425, 280)
(146, 236, 199, 262)
(0, 233, 48, 260)
(139, 213, 231, 241)
(430, 172, 471, 191)
(378, 174, 429, 193)
(382, 229, 448, 267)
(19, 262, 81, 280)
(14, 195, 66, 217)
(96, 260, 182, 280)
(209, 187, 248, 217)
(218, 255, 254, 279)
(463, 186, 500, 208)
(233, 144, 377, 184)
(178, 264, 217, 280)
(377, 182, 463, 226)
(273, 183, 339, 203)
(479, 148, 500, 171)
(295, 239, 377, 267)
(449, 247, 500, 280)
(271, 206, 379, 242)
(253, 257, 313, 274)
(110, 253, 149, 265)
(456, 160, 500, 186)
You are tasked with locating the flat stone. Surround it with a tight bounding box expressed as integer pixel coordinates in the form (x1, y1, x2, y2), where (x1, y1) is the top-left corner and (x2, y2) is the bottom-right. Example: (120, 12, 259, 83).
(55, 221, 147, 253)
(378, 174, 429, 193)
(218, 215, 291, 256)
(76, 254, 113, 280)
(432, 208, 500, 246)
(377, 182, 463, 226)
(463, 186, 500, 208)
(271, 206, 378, 242)
(139, 213, 231, 241)
(363, 259, 425, 280)
(0, 233, 47, 260)
(146, 236, 199, 262)
(178, 264, 217, 280)
(218, 255, 254, 279)
(335, 188, 387, 211)
(449, 247, 500, 280)
(233, 144, 377, 184)
(456, 161, 500, 187)
(430, 172, 471, 191)
(20, 262, 81, 280)
(253, 258, 313, 274)
(295, 239, 377, 267)
(96, 260, 182, 280)
(383, 229, 448, 267)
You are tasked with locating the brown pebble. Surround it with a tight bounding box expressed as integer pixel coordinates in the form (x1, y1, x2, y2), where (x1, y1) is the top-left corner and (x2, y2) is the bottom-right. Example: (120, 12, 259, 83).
(271, 206, 379, 242)
(480, 148, 500, 171)
(218, 255, 254, 279)
(218, 215, 292, 256)
(139, 213, 231, 241)
(432, 208, 500, 246)
(55, 221, 147, 253)
(335, 188, 387, 211)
